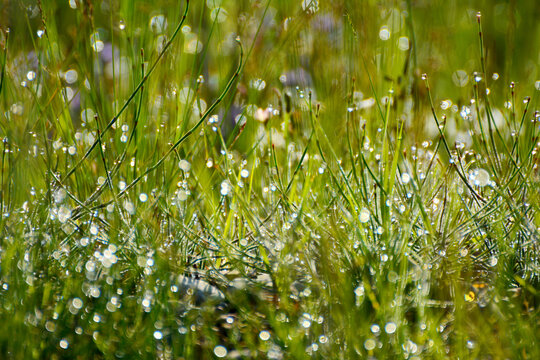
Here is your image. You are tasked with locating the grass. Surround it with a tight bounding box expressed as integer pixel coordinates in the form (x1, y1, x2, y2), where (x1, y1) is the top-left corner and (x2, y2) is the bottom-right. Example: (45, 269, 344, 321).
(0, 0, 539, 358)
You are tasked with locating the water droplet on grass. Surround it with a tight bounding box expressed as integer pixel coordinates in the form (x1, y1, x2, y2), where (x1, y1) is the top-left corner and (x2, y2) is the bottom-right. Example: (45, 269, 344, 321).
(469, 168, 490, 187)
(149, 15, 167, 34)
(359, 208, 370, 223)
(398, 36, 409, 51)
(300, 318, 311, 329)
(177, 189, 188, 201)
(185, 38, 203, 54)
(178, 159, 191, 172)
(59, 339, 69, 349)
(210, 7, 228, 23)
(123, 200, 135, 214)
(364, 339, 376, 350)
(385, 322, 397, 334)
(379, 26, 390, 41)
(259, 330, 271, 341)
(250, 78, 266, 91)
(302, 0, 319, 13)
(214, 345, 227, 358)
(401, 173, 411, 184)
(452, 70, 468, 87)
(58, 206, 72, 224)
(220, 181, 232, 196)
(90, 32, 104, 52)
(440, 99, 452, 110)
(72, 298, 83, 309)
(64, 69, 78, 84)
(89, 224, 99, 236)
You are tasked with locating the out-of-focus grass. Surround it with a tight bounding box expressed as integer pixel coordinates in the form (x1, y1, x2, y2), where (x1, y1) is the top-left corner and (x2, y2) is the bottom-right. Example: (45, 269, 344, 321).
(0, 0, 538, 358)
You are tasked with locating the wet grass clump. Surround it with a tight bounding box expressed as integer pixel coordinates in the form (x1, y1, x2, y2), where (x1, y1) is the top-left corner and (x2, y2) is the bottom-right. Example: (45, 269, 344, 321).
(0, 0, 539, 358)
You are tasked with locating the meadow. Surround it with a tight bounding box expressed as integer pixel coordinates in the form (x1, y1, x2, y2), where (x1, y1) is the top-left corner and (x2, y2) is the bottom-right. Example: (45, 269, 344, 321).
(0, 0, 539, 358)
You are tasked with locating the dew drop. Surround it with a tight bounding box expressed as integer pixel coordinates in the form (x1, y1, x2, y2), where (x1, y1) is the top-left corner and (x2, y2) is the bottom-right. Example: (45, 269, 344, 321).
(58, 206, 72, 224)
(364, 339, 376, 351)
(302, 0, 319, 13)
(123, 200, 135, 215)
(72, 298, 83, 309)
(379, 26, 390, 41)
(178, 159, 191, 172)
(149, 15, 167, 34)
(177, 189, 188, 201)
(214, 345, 227, 358)
(220, 181, 232, 196)
(89, 224, 99, 236)
(90, 32, 104, 52)
(401, 173, 411, 184)
(250, 78, 266, 91)
(469, 168, 490, 187)
(385, 322, 397, 334)
(398, 36, 409, 51)
(359, 208, 370, 223)
(452, 70, 468, 87)
(301, 318, 311, 329)
(64, 69, 78, 84)
(259, 330, 271, 341)
(59, 339, 69, 349)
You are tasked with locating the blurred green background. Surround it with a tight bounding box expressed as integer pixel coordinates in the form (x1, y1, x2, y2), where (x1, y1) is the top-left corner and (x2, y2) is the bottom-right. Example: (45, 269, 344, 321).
(2, 0, 538, 131)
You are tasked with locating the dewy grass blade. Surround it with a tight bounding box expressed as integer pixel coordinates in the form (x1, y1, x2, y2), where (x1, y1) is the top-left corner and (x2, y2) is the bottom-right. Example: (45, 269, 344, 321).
(60, 0, 191, 183)
(117, 39, 243, 200)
